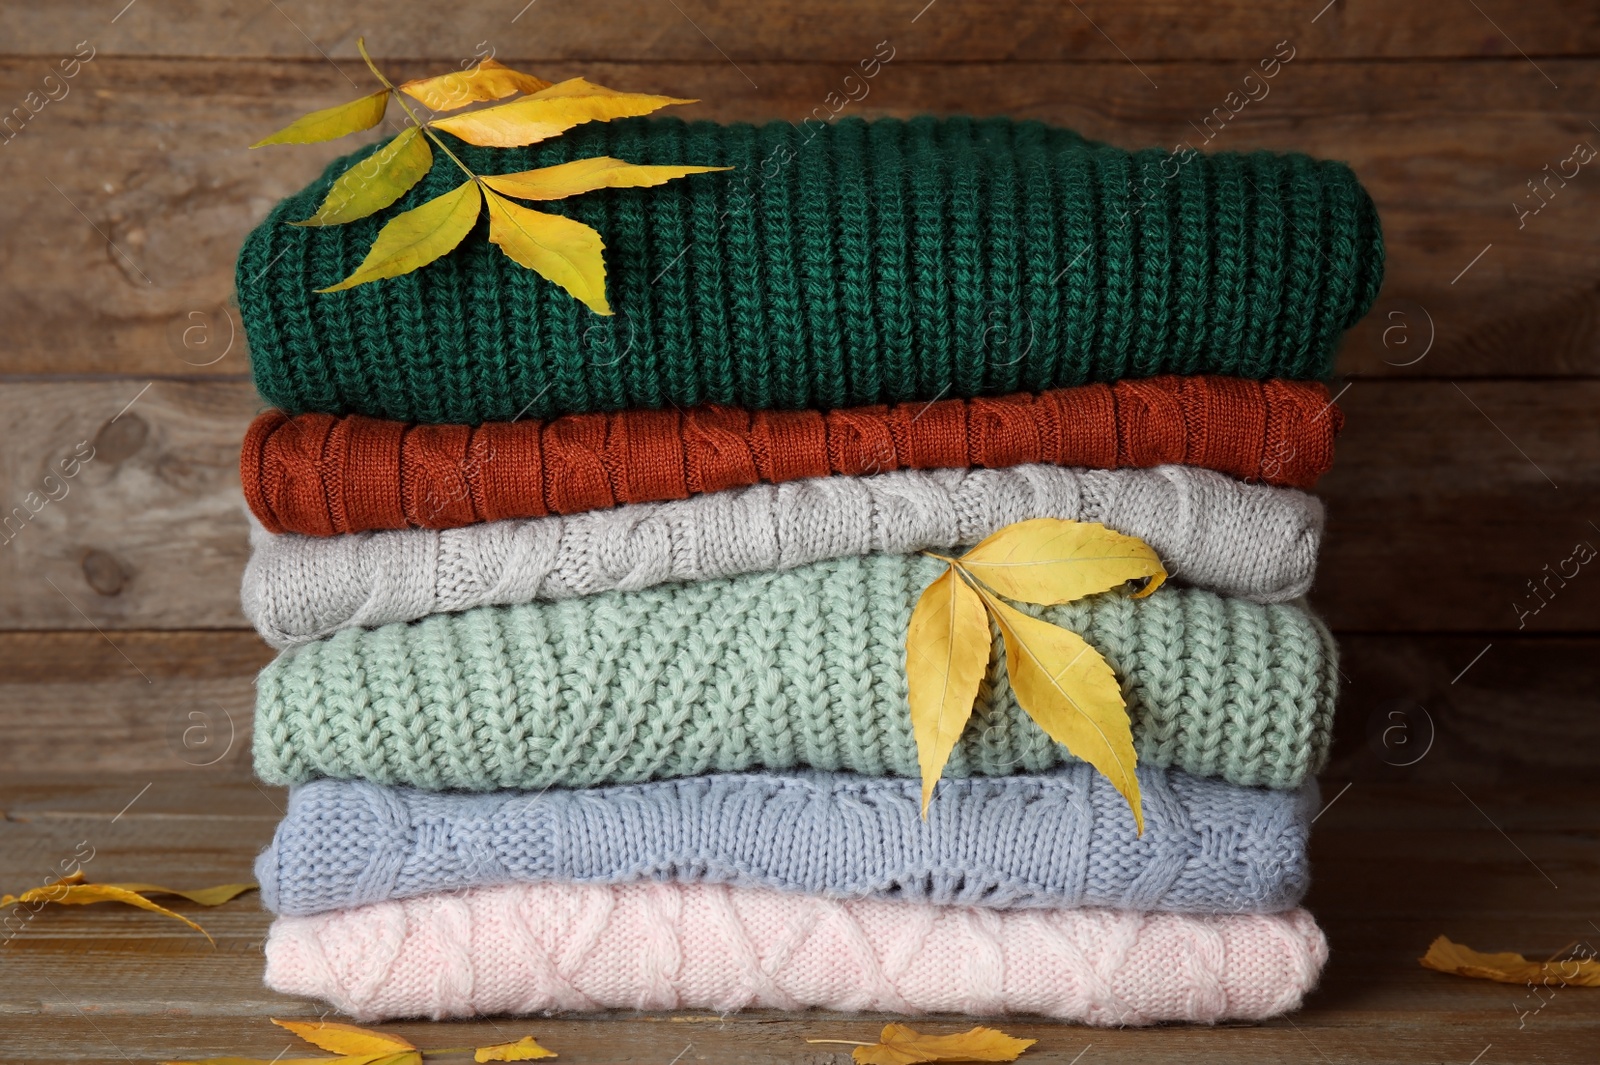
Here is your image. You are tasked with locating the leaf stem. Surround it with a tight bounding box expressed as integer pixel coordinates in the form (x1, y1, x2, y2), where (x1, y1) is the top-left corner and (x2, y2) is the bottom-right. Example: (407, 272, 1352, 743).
(804, 1039, 875, 1046)
(357, 36, 479, 184)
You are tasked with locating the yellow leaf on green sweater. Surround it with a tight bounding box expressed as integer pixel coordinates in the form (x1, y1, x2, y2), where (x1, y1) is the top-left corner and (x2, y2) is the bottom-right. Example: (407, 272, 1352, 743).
(1421, 936, 1600, 986)
(432, 78, 696, 147)
(400, 58, 551, 112)
(318, 180, 482, 293)
(905, 566, 991, 816)
(295, 127, 433, 226)
(484, 189, 611, 315)
(809, 1023, 1036, 1065)
(482, 156, 730, 201)
(955, 518, 1166, 606)
(475, 1035, 559, 1061)
(972, 585, 1143, 835)
(252, 90, 388, 148)
(271, 1020, 415, 1056)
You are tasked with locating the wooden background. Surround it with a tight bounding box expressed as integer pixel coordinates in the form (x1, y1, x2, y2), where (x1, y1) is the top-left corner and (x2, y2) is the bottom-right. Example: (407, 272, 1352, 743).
(1, 2, 1597, 1062)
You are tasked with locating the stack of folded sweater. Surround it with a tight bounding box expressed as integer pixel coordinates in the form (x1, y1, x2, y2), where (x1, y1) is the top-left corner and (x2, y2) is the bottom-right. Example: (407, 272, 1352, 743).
(238, 116, 1381, 1026)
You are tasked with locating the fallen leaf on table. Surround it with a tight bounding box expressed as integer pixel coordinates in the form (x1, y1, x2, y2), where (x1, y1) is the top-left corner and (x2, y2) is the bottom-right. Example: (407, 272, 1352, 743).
(162, 1019, 513, 1065)
(954, 518, 1167, 605)
(161, 1057, 385, 1065)
(271, 1020, 416, 1056)
(431, 77, 696, 147)
(808, 1023, 1036, 1065)
(99, 880, 257, 906)
(252, 90, 389, 147)
(1420, 935, 1600, 986)
(475, 1035, 559, 1061)
(905, 565, 992, 815)
(319, 180, 483, 293)
(0, 871, 255, 944)
(401, 58, 551, 111)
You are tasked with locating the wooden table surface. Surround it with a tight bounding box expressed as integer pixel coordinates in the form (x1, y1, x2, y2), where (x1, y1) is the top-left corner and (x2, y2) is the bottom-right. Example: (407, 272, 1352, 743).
(2, 2, 1598, 1062)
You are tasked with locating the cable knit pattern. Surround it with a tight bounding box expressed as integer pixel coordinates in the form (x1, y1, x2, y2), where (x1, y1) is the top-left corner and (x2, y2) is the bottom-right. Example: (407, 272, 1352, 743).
(239, 116, 1383, 423)
(263, 881, 1328, 1023)
(257, 767, 1316, 918)
(242, 464, 1324, 649)
(254, 556, 1337, 791)
(241, 376, 1341, 536)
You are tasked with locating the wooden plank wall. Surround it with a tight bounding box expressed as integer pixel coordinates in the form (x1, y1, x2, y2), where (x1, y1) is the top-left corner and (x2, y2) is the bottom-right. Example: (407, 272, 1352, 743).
(2, 0, 1597, 784)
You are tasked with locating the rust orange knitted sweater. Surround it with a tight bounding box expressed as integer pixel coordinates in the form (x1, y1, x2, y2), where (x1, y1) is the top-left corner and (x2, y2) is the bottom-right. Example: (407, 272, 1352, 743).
(242, 375, 1339, 536)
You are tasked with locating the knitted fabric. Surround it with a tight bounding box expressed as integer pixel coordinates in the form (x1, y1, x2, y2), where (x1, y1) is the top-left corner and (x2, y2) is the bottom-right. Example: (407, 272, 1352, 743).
(243, 464, 1324, 649)
(254, 556, 1337, 792)
(241, 375, 1341, 537)
(262, 881, 1328, 1023)
(257, 767, 1317, 918)
(239, 116, 1383, 423)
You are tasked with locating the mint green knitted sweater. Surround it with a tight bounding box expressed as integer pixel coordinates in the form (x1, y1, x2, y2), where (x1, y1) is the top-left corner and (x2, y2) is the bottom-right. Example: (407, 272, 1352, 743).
(254, 554, 1336, 792)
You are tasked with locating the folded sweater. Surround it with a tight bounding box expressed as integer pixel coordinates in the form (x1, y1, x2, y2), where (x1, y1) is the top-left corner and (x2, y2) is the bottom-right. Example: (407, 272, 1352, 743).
(263, 881, 1328, 1024)
(243, 464, 1324, 649)
(255, 555, 1337, 792)
(239, 115, 1383, 423)
(258, 767, 1316, 918)
(242, 375, 1340, 537)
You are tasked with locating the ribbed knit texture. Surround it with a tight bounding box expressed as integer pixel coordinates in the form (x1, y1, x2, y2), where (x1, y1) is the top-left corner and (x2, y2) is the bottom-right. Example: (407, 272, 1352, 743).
(239, 116, 1383, 423)
(243, 463, 1324, 648)
(263, 882, 1328, 1023)
(258, 767, 1316, 918)
(242, 375, 1341, 537)
(254, 556, 1337, 792)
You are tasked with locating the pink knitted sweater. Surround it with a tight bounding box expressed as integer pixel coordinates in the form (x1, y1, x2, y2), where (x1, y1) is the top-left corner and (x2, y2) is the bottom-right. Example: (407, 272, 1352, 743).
(264, 882, 1326, 1025)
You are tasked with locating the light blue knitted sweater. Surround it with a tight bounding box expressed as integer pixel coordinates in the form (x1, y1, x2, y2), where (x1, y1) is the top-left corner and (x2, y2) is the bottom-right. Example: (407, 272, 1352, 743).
(257, 766, 1316, 918)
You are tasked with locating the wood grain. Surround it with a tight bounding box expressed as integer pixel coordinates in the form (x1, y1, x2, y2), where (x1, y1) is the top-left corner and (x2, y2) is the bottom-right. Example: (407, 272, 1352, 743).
(1, 775, 1594, 1064)
(0, 631, 269, 775)
(3, 57, 1599, 378)
(5, 0, 1600, 62)
(0, 380, 258, 630)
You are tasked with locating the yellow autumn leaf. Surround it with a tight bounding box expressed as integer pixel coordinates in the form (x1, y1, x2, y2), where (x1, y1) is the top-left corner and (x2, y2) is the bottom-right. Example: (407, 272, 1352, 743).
(905, 566, 991, 815)
(954, 519, 1166, 606)
(271, 1020, 415, 1056)
(1420, 936, 1600, 986)
(252, 90, 389, 148)
(400, 57, 552, 112)
(319, 180, 483, 293)
(160, 1058, 386, 1065)
(0, 871, 251, 943)
(295, 127, 433, 226)
(431, 78, 697, 148)
(159, 1055, 390, 1061)
(481, 156, 731, 202)
(475, 1035, 559, 1061)
(102, 881, 258, 905)
(971, 584, 1144, 835)
(483, 189, 611, 315)
(809, 1024, 1036, 1065)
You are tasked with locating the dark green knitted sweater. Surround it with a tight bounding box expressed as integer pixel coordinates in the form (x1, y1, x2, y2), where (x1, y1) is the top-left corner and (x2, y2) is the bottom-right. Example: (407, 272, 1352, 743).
(238, 116, 1383, 424)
